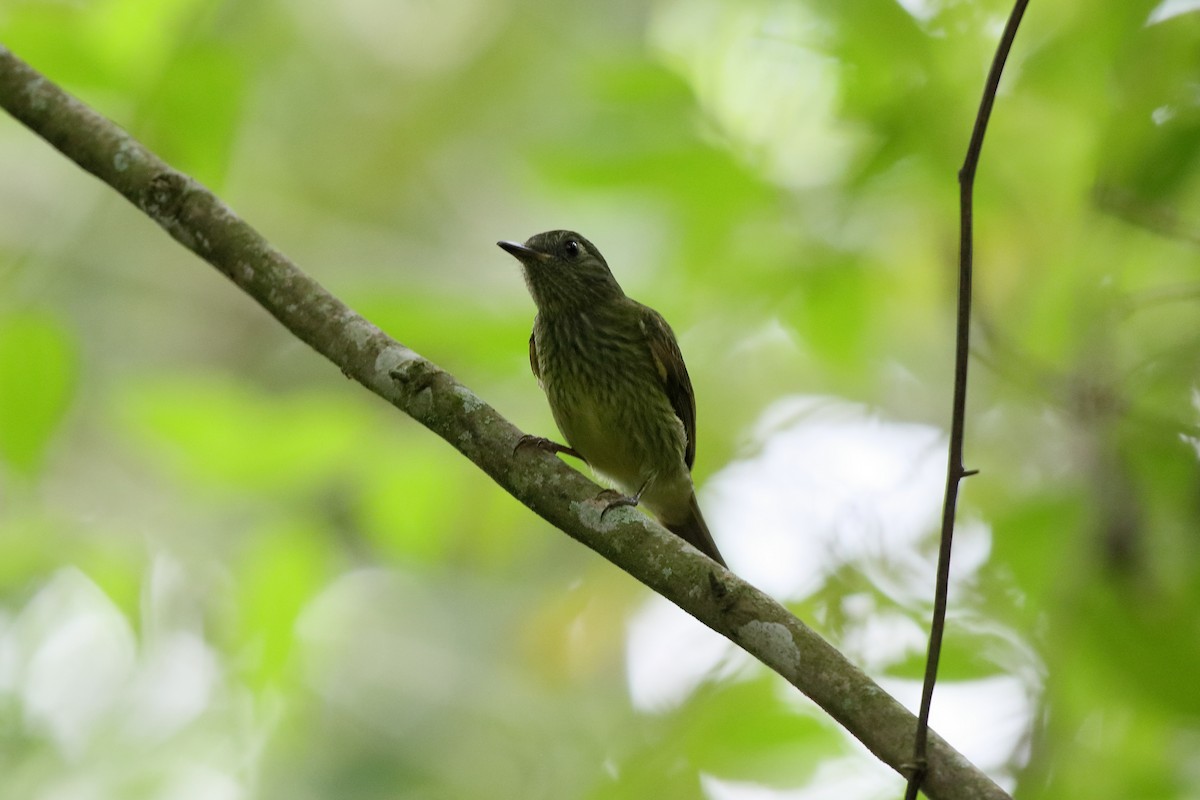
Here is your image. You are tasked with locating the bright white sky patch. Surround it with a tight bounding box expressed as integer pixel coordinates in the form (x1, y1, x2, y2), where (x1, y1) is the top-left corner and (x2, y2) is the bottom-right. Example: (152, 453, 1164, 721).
(893, 0, 940, 23)
(650, 0, 862, 189)
(704, 757, 897, 800)
(1, 561, 255, 797)
(878, 675, 1033, 787)
(706, 395, 982, 604)
(1148, 0, 1200, 24)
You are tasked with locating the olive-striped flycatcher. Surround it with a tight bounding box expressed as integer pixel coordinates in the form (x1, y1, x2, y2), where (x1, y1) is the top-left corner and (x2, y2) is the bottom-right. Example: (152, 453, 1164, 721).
(498, 230, 726, 567)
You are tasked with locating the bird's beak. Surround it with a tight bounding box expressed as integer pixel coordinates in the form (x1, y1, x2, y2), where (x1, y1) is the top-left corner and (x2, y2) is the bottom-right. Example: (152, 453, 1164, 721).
(497, 240, 549, 262)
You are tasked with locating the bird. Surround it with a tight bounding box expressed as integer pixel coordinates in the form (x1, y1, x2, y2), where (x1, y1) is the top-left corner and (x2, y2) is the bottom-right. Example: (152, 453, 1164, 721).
(497, 230, 726, 567)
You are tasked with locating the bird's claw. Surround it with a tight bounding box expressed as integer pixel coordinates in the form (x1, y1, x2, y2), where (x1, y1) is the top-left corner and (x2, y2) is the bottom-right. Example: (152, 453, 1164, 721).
(598, 489, 640, 520)
(513, 434, 547, 456)
(514, 434, 582, 460)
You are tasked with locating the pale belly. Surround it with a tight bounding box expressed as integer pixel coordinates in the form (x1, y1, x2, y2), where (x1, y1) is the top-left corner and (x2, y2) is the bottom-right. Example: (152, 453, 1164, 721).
(546, 382, 692, 521)
(533, 309, 694, 522)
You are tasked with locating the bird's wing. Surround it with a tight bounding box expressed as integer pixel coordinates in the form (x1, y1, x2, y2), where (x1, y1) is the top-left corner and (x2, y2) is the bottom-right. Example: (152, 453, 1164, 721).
(641, 306, 697, 470)
(528, 320, 541, 384)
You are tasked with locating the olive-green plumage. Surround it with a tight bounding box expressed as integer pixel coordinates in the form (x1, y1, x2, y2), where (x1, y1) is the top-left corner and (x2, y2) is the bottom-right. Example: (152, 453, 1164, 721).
(498, 230, 725, 567)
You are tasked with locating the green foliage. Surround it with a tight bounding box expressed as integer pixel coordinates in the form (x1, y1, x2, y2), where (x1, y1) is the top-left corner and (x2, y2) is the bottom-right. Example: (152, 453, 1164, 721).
(2, 0, 1200, 797)
(119, 376, 371, 493)
(0, 311, 77, 475)
(233, 517, 333, 687)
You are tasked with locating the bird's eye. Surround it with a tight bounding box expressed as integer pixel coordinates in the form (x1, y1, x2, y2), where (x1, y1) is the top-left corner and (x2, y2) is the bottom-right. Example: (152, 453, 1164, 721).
(563, 240, 580, 258)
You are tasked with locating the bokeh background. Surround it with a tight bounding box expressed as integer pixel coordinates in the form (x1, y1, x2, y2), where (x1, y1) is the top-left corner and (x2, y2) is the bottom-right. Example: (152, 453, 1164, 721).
(2, 0, 1199, 798)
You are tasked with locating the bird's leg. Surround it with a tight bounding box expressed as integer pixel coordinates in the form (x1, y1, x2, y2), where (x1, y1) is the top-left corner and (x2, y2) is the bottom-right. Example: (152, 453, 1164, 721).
(599, 477, 651, 520)
(514, 434, 585, 462)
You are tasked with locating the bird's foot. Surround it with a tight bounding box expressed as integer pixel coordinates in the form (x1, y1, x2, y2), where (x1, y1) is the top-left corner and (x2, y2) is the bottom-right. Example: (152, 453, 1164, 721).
(598, 490, 638, 520)
(514, 434, 584, 461)
(598, 481, 649, 521)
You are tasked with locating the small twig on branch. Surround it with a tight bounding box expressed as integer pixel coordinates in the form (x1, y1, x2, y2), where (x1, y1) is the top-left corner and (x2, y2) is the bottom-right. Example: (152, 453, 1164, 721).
(904, 2, 1031, 799)
(0, 44, 1009, 800)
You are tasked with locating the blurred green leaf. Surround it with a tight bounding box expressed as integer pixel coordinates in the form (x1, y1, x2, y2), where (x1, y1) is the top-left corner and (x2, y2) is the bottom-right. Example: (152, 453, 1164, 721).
(595, 678, 840, 798)
(989, 492, 1084, 611)
(356, 443, 461, 565)
(139, 42, 247, 186)
(790, 256, 870, 371)
(235, 519, 334, 688)
(351, 290, 529, 379)
(679, 678, 840, 782)
(118, 375, 370, 494)
(1, 0, 211, 94)
(0, 312, 77, 475)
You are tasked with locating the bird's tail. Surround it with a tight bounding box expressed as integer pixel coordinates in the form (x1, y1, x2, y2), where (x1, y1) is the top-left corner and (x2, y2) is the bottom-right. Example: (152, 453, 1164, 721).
(666, 493, 727, 568)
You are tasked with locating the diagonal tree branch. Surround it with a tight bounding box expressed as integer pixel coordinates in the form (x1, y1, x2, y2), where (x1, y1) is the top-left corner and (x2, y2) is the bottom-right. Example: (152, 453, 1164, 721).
(0, 45, 1009, 800)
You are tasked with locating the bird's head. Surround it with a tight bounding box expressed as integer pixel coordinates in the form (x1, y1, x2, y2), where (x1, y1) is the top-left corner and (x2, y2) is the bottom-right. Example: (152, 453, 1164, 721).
(498, 230, 624, 313)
